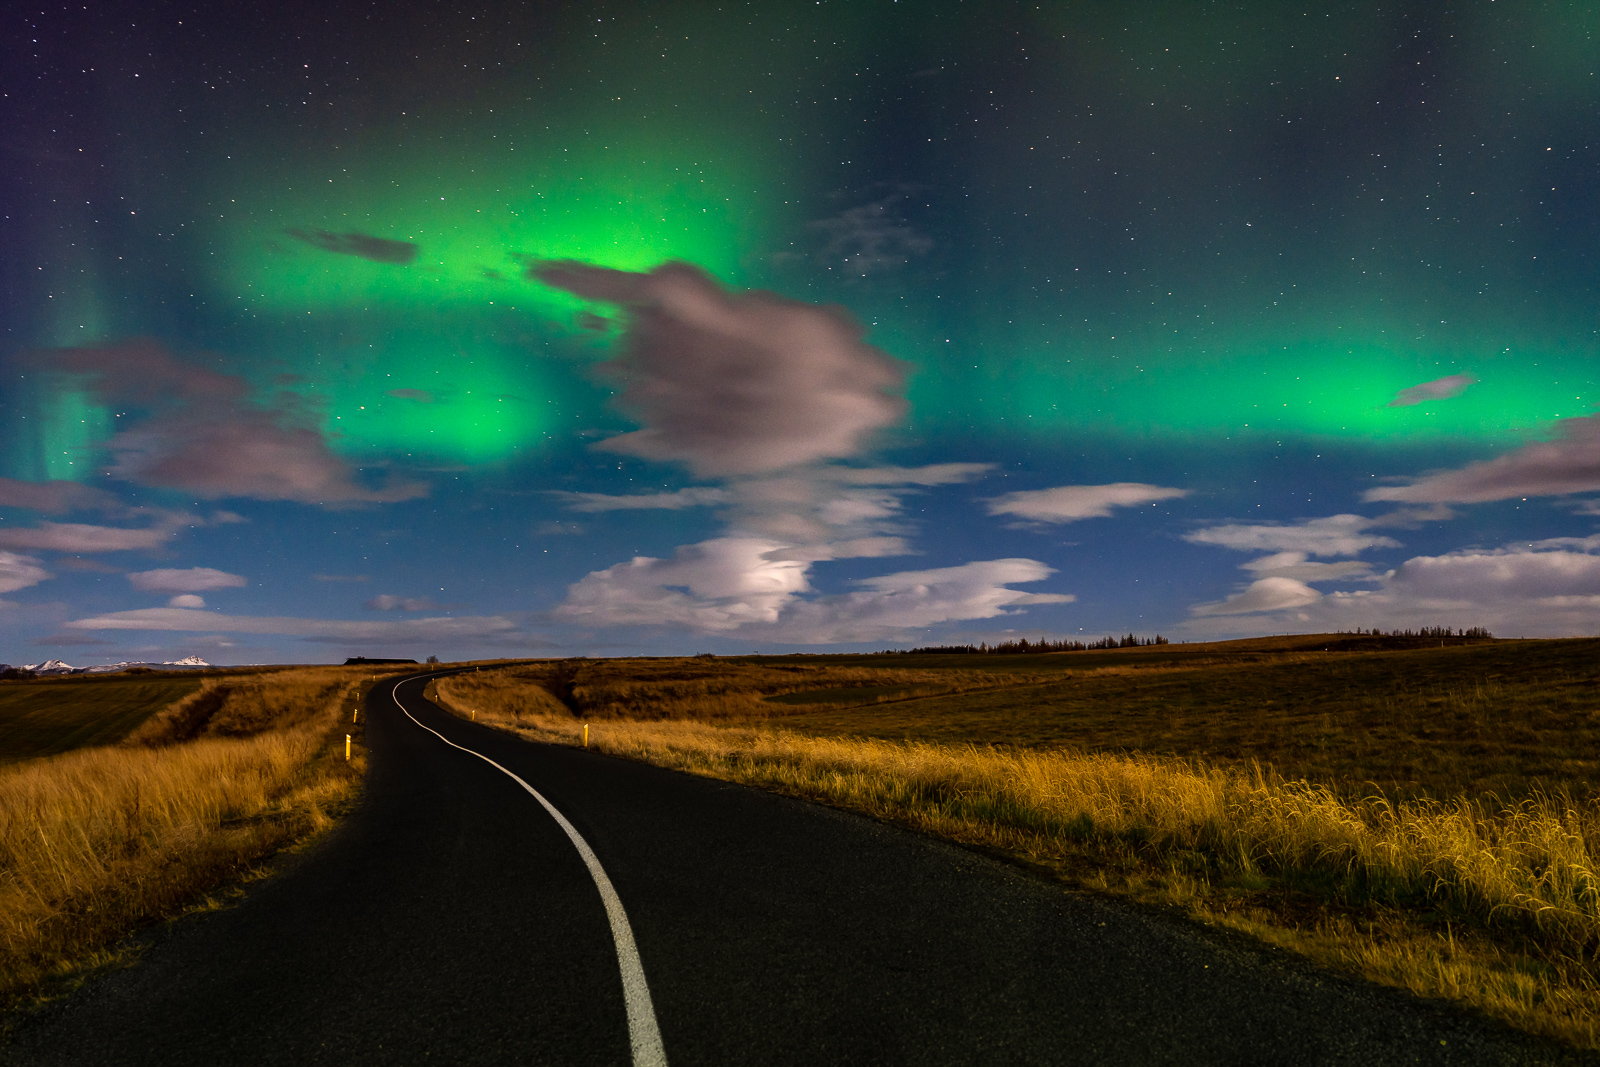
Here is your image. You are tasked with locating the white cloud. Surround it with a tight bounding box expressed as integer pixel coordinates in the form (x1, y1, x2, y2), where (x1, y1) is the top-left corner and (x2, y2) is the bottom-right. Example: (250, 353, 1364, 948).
(0, 521, 178, 553)
(1184, 514, 1401, 557)
(1386, 373, 1476, 407)
(986, 483, 1189, 524)
(554, 538, 811, 632)
(127, 567, 249, 593)
(552, 487, 731, 512)
(1239, 552, 1377, 582)
(774, 559, 1074, 643)
(553, 538, 1070, 642)
(1190, 576, 1322, 616)
(1364, 413, 1600, 504)
(1180, 541, 1600, 638)
(168, 594, 206, 608)
(0, 552, 51, 594)
(533, 260, 907, 477)
(65, 608, 520, 641)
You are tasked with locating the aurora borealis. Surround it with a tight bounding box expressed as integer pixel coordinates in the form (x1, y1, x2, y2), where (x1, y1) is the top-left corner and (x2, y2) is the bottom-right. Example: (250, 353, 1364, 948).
(2, 1, 1598, 663)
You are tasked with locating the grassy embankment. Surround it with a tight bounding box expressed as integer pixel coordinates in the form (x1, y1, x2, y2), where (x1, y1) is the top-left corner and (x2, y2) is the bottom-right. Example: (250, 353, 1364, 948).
(0, 666, 386, 1008)
(429, 639, 1600, 1050)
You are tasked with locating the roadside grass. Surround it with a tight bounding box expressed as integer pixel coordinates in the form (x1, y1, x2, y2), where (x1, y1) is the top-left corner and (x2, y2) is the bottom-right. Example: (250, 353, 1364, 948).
(0, 676, 204, 765)
(431, 641, 1600, 1050)
(0, 666, 381, 1010)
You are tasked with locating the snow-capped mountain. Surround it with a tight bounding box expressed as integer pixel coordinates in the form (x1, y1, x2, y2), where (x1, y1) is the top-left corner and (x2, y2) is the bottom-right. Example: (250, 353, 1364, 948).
(17, 657, 213, 675)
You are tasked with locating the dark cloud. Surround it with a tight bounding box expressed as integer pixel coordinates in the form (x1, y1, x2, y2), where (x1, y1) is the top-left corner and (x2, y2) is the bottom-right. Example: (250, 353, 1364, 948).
(285, 228, 418, 265)
(532, 261, 907, 477)
(29, 634, 114, 647)
(40, 341, 427, 506)
(386, 388, 434, 403)
(1365, 413, 1600, 504)
(364, 594, 443, 611)
(0, 478, 120, 514)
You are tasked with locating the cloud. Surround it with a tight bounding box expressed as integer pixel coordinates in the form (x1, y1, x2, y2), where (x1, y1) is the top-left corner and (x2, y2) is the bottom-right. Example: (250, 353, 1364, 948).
(386, 388, 434, 403)
(64, 608, 519, 641)
(807, 193, 934, 275)
(1239, 552, 1377, 582)
(0, 478, 120, 514)
(1184, 514, 1401, 557)
(1190, 576, 1322, 616)
(39, 341, 428, 506)
(830, 463, 994, 486)
(987, 483, 1190, 524)
(1364, 413, 1600, 504)
(1181, 540, 1600, 638)
(0, 521, 177, 553)
(532, 260, 907, 477)
(127, 567, 248, 593)
(365, 595, 442, 611)
(168, 594, 206, 608)
(553, 487, 732, 512)
(534, 521, 586, 536)
(555, 538, 810, 632)
(0, 552, 51, 594)
(1386, 373, 1477, 407)
(312, 573, 369, 582)
(553, 537, 1069, 642)
(28, 634, 114, 647)
(285, 228, 419, 265)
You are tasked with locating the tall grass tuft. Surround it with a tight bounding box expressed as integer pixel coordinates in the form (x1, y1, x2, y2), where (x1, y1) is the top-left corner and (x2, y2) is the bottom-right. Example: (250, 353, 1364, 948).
(0, 666, 374, 1003)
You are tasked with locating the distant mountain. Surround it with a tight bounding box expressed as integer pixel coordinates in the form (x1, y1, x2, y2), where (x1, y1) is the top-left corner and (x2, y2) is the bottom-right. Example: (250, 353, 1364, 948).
(18, 657, 213, 676)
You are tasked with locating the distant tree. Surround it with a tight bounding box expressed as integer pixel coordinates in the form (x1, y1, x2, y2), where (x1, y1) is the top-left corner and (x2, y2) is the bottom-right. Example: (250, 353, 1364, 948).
(426, 655, 440, 665)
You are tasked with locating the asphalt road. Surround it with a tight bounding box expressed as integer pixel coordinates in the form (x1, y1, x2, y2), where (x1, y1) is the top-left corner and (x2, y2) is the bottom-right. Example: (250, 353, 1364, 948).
(1, 670, 1587, 1066)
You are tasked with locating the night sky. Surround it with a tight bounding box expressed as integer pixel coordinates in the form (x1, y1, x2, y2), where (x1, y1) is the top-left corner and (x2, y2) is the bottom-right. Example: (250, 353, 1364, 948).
(3, 1, 1598, 665)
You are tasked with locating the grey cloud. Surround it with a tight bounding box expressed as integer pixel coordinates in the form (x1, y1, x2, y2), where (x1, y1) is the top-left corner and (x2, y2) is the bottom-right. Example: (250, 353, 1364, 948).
(0, 521, 177, 553)
(386, 389, 434, 403)
(808, 194, 934, 276)
(0, 552, 51, 594)
(65, 608, 518, 641)
(285, 228, 419, 265)
(1190, 576, 1322, 616)
(1239, 552, 1377, 582)
(1185, 514, 1401, 557)
(127, 567, 248, 593)
(552, 487, 731, 512)
(41, 341, 427, 506)
(0, 478, 120, 514)
(1387, 373, 1477, 407)
(1364, 413, 1600, 504)
(988, 483, 1189, 524)
(532, 261, 908, 477)
(365, 595, 442, 611)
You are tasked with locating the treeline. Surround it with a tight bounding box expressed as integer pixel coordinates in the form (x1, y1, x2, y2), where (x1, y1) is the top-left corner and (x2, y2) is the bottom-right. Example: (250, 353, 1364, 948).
(1339, 627, 1493, 639)
(894, 634, 1170, 656)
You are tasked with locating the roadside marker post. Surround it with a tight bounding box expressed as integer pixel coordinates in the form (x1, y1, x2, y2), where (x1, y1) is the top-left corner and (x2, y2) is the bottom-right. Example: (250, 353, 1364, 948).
(471, 710, 476, 721)
(345, 734, 352, 761)
(584, 724, 589, 748)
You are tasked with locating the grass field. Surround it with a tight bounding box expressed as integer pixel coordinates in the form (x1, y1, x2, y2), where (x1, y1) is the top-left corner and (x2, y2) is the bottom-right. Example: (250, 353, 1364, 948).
(0, 676, 204, 765)
(0, 665, 388, 1011)
(431, 637, 1600, 1050)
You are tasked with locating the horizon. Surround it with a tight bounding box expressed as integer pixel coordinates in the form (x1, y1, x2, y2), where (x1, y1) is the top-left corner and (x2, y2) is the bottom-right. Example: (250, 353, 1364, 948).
(3, 1, 1598, 665)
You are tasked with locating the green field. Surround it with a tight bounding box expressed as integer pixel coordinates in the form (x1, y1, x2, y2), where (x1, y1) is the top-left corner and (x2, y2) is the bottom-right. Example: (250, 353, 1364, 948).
(0, 676, 203, 764)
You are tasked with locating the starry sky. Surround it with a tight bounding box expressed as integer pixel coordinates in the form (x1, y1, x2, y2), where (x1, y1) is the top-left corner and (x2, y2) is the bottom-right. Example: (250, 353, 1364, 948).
(3, 0, 1599, 665)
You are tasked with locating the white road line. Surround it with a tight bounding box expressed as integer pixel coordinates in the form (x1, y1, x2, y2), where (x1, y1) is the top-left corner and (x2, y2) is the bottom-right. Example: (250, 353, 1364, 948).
(392, 676, 669, 1067)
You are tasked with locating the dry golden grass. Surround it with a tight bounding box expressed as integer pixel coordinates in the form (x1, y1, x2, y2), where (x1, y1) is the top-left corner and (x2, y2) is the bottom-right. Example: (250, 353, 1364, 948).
(438, 659, 1021, 722)
(431, 670, 1600, 1049)
(0, 666, 380, 1006)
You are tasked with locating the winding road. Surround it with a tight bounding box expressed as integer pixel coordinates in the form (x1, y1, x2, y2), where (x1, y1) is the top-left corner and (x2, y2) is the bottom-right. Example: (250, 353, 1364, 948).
(0, 670, 1585, 1065)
